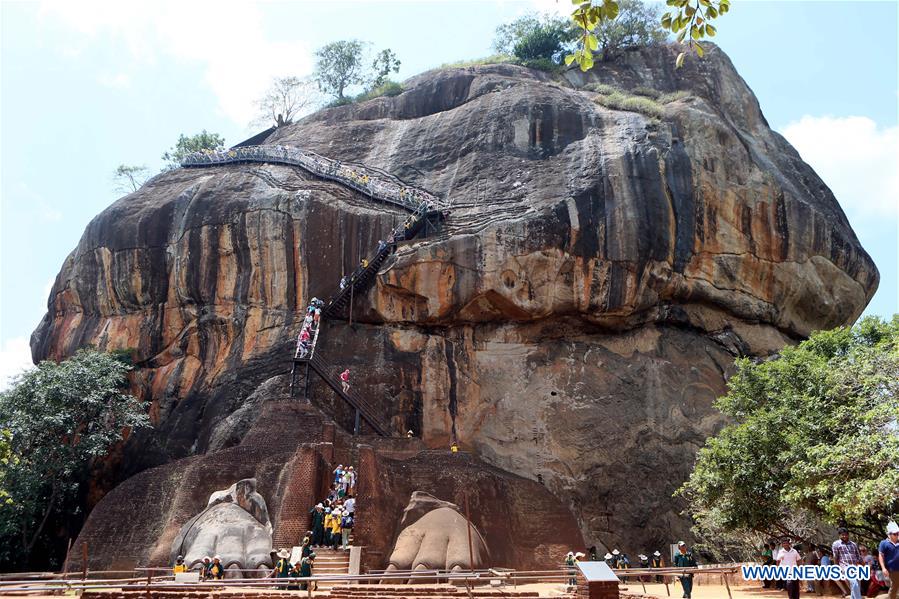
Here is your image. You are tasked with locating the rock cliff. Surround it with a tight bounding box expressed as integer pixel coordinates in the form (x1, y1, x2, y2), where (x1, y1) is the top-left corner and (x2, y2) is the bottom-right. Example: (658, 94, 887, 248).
(34, 42, 877, 559)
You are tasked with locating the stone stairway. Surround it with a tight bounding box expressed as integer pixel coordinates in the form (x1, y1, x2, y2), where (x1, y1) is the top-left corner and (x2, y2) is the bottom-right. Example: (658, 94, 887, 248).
(287, 546, 352, 589)
(327, 584, 541, 599)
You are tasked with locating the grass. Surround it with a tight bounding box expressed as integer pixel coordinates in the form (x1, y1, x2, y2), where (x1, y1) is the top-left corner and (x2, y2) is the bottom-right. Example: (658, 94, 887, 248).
(437, 54, 515, 69)
(584, 83, 691, 119)
(355, 80, 404, 102)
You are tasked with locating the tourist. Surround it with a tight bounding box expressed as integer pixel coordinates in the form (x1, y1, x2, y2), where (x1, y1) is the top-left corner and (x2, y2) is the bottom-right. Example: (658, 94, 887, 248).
(340, 369, 350, 393)
(173, 555, 187, 574)
(378, 239, 387, 253)
(638, 554, 649, 581)
(611, 549, 620, 568)
(859, 545, 875, 595)
(323, 507, 334, 546)
(776, 537, 801, 599)
(200, 556, 212, 580)
(330, 507, 343, 550)
(300, 553, 316, 590)
(565, 552, 578, 587)
(803, 544, 820, 593)
(673, 541, 696, 599)
(334, 465, 344, 485)
(341, 509, 354, 550)
(274, 548, 292, 589)
(339, 276, 348, 291)
(288, 562, 303, 590)
(346, 466, 357, 493)
(833, 527, 863, 599)
(588, 546, 598, 561)
(651, 550, 663, 583)
(878, 521, 899, 599)
(344, 493, 355, 517)
(310, 503, 325, 547)
(619, 553, 630, 569)
(604, 552, 614, 568)
(209, 555, 225, 580)
(301, 535, 313, 559)
(761, 542, 775, 588)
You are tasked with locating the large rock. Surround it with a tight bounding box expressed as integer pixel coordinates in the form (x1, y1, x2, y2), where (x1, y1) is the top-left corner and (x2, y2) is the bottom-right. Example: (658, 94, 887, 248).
(34, 43, 877, 559)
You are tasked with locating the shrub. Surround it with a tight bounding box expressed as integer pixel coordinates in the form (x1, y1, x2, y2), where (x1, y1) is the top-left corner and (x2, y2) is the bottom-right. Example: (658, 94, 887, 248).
(438, 54, 515, 70)
(493, 13, 578, 61)
(512, 57, 562, 73)
(594, 0, 668, 61)
(593, 90, 664, 119)
(356, 80, 404, 102)
(583, 82, 620, 95)
(630, 85, 661, 99)
(658, 90, 690, 104)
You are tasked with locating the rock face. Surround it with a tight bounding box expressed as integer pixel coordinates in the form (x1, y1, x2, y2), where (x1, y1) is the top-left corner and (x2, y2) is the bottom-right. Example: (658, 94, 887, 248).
(34, 42, 877, 560)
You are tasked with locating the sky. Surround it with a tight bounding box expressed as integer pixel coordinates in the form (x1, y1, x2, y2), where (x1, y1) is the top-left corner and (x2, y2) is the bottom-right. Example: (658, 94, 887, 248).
(1, 0, 897, 389)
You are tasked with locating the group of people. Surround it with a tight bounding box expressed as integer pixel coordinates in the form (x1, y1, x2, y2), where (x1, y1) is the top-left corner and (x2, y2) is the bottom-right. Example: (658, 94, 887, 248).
(564, 545, 677, 589)
(172, 554, 225, 580)
(308, 465, 358, 550)
(295, 298, 324, 359)
(762, 524, 898, 599)
(271, 546, 316, 590)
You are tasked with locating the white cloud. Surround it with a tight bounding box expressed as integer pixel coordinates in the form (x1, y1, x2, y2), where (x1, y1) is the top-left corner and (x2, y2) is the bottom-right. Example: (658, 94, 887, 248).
(0, 337, 34, 392)
(779, 116, 899, 220)
(38, 1, 314, 127)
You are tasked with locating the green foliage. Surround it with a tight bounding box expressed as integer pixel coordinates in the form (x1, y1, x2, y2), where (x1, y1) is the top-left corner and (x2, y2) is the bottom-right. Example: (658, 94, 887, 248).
(590, 84, 665, 118)
(631, 85, 661, 99)
(355, 80, 404, 103)
(593, 0, 667, 61)
(661, 0, 729, 67)
(161, 130, 225, 169)
(371, 49, 401, 89)
(658, 90, 690, 103)
(0, 430, 13, 505)
(566, 0, 729, 71)
(112, 164, 149, 194)
(437, 54, 515, 70)
(513, 57, 564, 73)
(678, 316, 899, 549)
(314, 40, 371, 100)
(493, 13, 578, 60)
(0, 349, 149, 568)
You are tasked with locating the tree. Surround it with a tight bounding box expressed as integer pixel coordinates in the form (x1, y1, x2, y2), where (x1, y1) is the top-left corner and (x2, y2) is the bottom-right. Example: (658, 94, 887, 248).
(0, 430, 12, 505)
(594, 0, 667, 61)
(370, 49, 401, 89)
(252, 76, 321, 128)
(161, 130, 225, 169)
(314, 40, 371, 101)
(677, 316, 899, 550)
(0, 349, 149, 568)
(565, 0, 730, 71)
(112, 164, 149, 194)
(493, 13, 578, 62)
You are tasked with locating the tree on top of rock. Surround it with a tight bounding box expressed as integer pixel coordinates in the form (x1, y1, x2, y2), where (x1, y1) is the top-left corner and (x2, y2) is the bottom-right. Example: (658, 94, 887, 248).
(314, 40, 372, 102)
(112, 164, 150, 194)
(493, 12, 578, 63)
(161, 130, 225, 170)
(593, 0, 668, 61)
(253, 76, 322, 128)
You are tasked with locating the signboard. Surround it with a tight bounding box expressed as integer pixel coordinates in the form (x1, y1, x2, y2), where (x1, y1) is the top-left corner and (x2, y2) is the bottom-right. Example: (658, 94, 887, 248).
(576, 561, 619, 582)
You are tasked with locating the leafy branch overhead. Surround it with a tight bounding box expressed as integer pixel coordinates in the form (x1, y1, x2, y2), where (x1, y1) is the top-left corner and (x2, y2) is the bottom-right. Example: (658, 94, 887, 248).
(566, 0, 730, 71)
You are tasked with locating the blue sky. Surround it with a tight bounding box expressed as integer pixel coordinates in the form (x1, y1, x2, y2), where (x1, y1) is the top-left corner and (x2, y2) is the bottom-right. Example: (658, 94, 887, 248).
(1, 1, 897, 387)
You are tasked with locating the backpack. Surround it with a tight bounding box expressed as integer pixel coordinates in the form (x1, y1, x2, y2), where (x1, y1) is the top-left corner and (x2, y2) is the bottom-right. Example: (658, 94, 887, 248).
(341, 515, 354, 529)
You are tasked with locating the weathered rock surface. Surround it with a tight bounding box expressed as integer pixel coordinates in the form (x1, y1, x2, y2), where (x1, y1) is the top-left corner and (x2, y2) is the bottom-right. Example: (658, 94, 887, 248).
(35, 42, 877, 561)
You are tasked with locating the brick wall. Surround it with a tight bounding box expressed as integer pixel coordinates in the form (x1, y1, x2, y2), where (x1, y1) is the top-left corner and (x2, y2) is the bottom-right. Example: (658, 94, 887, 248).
(271, 446, 325, 549)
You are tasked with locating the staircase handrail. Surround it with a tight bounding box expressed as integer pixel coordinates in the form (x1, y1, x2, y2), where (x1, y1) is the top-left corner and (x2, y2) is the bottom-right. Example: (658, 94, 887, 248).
(308, 354, 388, 436)
(181, 144, 447, 211)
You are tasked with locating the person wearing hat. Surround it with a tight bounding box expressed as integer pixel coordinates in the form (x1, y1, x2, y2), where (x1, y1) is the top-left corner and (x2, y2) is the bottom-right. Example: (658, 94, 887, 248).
(173, 555, 188, 574)
(300, 553, 316, 590)
(288, 561, 303, 590)
(832, 527, 862, 599)
(301, 535, 313, 559)
(879, 521, 899, 599)
(208, 555, 225, 580)
(565, 552, 578, 587)
(611, 549, 621, 569)
(340, 508, 355, 550)
(323, 507, 334, 546)
(330, 507, 343, 549)
(588, 546, 598, 561)
(310, 503, 325, 547)
(673, 541, 697, 598)
(200, 556, 212, 580)
(650, 551, 664, 583)
(273, 548, 292, 589)
(604, 552, 615, 568)
(638, 554, 649, 582)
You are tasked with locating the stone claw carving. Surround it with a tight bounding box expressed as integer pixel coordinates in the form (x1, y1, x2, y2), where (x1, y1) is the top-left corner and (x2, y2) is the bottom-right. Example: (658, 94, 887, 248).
(385, 492, 489, 575)
(171, 478, 273, 577)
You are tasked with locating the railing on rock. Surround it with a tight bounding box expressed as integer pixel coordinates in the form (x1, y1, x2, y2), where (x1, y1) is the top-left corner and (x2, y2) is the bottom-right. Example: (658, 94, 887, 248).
(181, 145, 449, 212)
